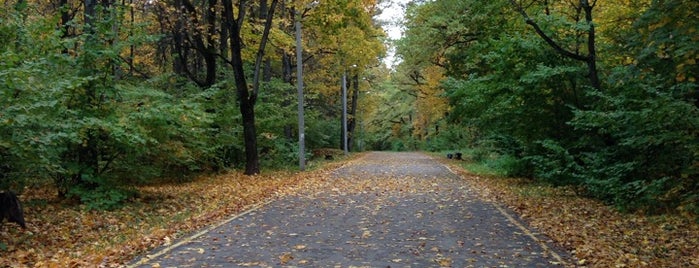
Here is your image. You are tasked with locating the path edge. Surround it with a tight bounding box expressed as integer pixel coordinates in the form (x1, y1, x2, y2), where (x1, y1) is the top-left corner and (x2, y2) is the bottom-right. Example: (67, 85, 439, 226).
(126, 199, 274, 267)
(126, 153, 366, 267)
(441, 163, 569, 267)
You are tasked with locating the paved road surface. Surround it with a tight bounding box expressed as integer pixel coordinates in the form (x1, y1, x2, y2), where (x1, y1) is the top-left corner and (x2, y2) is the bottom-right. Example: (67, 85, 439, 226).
(129, 152, 570, 267)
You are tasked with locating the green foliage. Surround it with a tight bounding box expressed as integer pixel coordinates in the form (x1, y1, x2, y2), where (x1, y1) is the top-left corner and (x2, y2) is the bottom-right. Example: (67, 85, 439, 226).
(305, 111, 341, 150)
(362, 80, 417, 151)
(0, 4, 220, 207)
(114, 81, 216, 178)
(67, 178, 136, 211)
(484, 154, 529, 177)
(1, 0, 387, 210)
(562, 0, 699, 212)
(442, 32, 582, 147)
(393, 0, 698, 215)
(568, 69, 698, 212)
(254, 79, 297, 168)
(525, 140, 583, 187)
(422, 124, 472, 152)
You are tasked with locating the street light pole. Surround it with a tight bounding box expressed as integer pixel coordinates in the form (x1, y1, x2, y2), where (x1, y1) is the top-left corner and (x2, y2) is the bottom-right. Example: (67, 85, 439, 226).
(295, 10, 305, 170)
(342, 70, 348, 155)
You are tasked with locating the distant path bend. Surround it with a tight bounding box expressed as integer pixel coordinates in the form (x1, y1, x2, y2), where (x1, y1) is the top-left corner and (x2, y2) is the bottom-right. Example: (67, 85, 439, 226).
(130, 151, 570, 267)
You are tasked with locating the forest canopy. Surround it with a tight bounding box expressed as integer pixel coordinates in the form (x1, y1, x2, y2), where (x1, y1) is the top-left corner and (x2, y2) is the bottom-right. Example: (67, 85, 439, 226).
(0, 0, 386, 208)
(381, 0, 698, 214)
(1, 0, 697, 215)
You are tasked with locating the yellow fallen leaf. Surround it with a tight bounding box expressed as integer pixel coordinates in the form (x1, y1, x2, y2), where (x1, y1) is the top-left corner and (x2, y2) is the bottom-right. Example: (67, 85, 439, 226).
(279, 252, 293, 264)
(435, 257, 452, 267)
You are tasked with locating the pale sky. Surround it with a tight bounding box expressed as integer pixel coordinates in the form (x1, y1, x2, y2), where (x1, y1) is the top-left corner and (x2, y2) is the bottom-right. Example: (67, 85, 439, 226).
(377, 0, 410, 68)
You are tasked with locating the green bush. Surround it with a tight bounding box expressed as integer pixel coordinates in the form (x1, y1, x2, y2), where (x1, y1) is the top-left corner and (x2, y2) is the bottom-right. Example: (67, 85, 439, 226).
(525, 140, 583, 187)
(422, 125, 473, 152)
(68, 183, 136, 211)
(569, 74, 698, 211)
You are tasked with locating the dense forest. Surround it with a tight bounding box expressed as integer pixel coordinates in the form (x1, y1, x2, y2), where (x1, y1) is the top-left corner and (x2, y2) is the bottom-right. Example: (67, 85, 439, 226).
(0, 0, 386, 209)
(1, 0, 697, 215)
(373, 0, 698, 214)
(1, 0, 697, 265)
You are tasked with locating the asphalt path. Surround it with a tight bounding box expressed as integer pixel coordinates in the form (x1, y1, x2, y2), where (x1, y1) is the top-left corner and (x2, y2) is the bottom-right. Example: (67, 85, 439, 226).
(129, 152, 570, 267)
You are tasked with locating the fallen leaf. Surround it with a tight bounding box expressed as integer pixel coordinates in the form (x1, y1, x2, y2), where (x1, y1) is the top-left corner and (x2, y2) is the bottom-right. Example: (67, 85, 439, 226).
(279, 252, 293, 264)
(435, 257, 452, 267)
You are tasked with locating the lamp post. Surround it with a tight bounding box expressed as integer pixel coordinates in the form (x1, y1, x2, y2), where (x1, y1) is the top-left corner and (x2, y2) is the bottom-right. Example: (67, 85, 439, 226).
(294, 1, 319, 170)
(341, 71, 348, 155)
(295, 9, 305, 170)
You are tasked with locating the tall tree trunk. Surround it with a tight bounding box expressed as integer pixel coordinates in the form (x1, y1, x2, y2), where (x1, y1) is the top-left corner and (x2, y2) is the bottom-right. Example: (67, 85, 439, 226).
(347, 75, 360, 151)
(70, 0, 100, 192)
(581, 0, 600, 89)
(259, 0, 268, 19)
(282, 52, 294, 139)
(58, 0, 74, 55)
(172, 0, 217, 88)
(172, 0, 187, 75)
(224, 0, 257, 174)
(203, 0, 218, 87)
(258, 0, 273, 84)
(281, 3, 294, 140)
(84, 0, 96, 27)
(223, 0, 278, 175)
(252, 0, 278, 98)
(127, 0, 134, 75)
(219, 0, 230, 60)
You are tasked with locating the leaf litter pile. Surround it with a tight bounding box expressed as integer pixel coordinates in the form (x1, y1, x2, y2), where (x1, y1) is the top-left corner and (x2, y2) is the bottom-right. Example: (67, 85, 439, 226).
(0, 159, 352, 267)
(1, 153, 697, 267)
(440, 159, 698, 267)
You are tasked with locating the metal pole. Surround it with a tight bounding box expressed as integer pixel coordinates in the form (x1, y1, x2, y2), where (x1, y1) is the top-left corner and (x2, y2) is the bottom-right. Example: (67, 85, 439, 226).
(295, 11, 305, 170)
(342, 71, 348, 155)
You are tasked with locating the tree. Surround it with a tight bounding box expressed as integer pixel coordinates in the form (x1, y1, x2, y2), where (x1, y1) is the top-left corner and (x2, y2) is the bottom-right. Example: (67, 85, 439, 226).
(508, 0, 600, 89)
(169, 0, 219, 87)
(0, 0, 387, 207)
(566, 0, 699, 211)
(388, 0, 698, 213)
(300, 0, 385, 151)
(219, 0, 279, 175)
(1, 0, 217, 208)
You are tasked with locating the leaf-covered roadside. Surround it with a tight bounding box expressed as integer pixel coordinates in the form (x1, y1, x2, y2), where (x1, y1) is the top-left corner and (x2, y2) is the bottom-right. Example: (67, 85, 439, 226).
(442, 160, 699, 267)
(0, 159, 352, 267)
